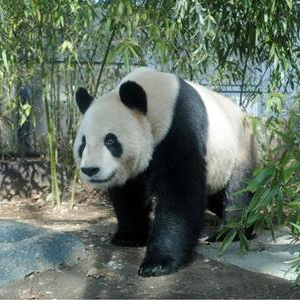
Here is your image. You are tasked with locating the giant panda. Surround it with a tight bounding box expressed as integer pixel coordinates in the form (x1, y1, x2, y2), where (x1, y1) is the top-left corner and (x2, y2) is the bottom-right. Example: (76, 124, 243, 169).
(73, 67, 258, 277)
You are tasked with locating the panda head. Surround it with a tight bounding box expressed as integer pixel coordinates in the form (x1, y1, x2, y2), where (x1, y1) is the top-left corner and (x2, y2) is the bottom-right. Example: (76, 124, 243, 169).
(73, 81, 154, 190)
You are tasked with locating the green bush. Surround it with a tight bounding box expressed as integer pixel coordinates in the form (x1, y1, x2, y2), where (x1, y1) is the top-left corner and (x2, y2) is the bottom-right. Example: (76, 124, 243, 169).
(219, 93, 300, 283)
(1, 1, 299, 206)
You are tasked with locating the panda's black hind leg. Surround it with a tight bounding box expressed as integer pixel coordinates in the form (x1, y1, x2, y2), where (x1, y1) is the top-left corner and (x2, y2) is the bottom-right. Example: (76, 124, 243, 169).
(108, 173, 151, 247)
(207, 190, 225, 219)
(208, 169, 255, 242)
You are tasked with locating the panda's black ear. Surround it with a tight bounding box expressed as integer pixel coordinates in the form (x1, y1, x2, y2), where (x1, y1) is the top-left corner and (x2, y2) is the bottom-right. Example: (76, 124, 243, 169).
(119, 81, 147, 114)
(75, 87, 93, 114)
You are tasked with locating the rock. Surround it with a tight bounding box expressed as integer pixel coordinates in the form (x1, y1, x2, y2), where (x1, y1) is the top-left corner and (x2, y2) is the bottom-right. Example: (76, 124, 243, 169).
(0, 220, 85, 286)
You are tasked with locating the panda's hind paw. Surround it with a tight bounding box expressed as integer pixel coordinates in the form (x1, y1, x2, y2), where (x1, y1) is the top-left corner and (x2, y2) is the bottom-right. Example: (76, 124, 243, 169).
(111, 232, 147, 247)
(138, 256, 179, 277)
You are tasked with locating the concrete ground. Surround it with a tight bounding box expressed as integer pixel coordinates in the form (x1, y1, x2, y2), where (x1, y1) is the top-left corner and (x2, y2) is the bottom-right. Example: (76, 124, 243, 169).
(0, 198, 300, 299)
(198, 228, 299, 281)
(0, 159, 299, 299)
(0, 225, 300, 299)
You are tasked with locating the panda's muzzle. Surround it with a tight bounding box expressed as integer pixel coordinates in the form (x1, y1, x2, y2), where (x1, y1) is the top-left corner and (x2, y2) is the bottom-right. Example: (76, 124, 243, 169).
(90, 171, 116, 183)
(81, 167, 100, 177)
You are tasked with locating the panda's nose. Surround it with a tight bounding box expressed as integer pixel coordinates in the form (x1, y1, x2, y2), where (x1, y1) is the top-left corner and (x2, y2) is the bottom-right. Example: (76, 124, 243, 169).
(81, 167, 100, 177)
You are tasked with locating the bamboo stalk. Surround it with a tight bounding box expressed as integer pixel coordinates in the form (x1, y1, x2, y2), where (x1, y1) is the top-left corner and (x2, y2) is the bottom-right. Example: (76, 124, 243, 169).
(70, 167, 78, 209)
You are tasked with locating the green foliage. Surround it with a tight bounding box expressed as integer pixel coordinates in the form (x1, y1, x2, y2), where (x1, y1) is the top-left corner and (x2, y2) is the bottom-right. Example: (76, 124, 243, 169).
(0, 0, 299, 225)
(219, 94, 300, 285)
(249, 95, 300, 228)
(1, 1, 299, 89)
(287, 223, 300, 287)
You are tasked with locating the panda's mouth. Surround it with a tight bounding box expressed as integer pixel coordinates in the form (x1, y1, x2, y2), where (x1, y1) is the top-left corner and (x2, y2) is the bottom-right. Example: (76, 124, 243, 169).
(90, 172, 116, 183)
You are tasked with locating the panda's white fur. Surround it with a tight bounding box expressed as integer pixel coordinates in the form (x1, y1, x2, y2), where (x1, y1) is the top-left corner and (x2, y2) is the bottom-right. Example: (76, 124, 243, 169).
(187, 82, 257, 194)
(73, 88, 154, 188)
(119, 67, 179, 144)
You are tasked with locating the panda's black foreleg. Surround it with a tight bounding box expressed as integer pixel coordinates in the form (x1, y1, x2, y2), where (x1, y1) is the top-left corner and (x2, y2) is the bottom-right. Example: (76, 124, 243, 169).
(108, 173, 151, 247)
(138, 154, 207, 277)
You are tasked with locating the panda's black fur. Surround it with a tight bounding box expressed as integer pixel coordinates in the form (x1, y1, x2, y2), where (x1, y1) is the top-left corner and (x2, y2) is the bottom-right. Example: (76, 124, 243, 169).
(74, 68, 257, 277)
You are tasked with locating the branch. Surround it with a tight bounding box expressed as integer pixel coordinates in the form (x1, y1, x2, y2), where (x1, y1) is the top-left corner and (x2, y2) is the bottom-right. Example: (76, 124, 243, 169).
(93, 26, 116, 96)
(239, 55, 249, 109)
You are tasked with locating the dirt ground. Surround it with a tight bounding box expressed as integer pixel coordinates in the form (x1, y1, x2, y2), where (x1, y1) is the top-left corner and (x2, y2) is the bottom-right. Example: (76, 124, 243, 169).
(0, 186, 300, 299)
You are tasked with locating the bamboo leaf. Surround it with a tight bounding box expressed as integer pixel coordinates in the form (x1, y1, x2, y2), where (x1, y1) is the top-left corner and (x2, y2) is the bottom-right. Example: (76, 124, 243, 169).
(19, 102, 31, 126)
(247, 167, 274, 192)
(291, 273, 300, 288)
(238, 231, 249, 253)
(61, 40, 73, 53)
(286, 256, 300, 265)
(123, 48, 130, 73)
(247, 189, 264, 212)
(266, 217, 276, 242)
(291, 223, 300, 232)
(247, 212, 262, 225)
(276, 190, 284, 224)
(2, 49, 9, 72)
(220, 229, 237, 254)
(286, 0, 293, 10)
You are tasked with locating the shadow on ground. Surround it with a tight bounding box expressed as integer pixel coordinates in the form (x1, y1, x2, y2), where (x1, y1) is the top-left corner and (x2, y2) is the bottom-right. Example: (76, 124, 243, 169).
(0, 160, 68, 200)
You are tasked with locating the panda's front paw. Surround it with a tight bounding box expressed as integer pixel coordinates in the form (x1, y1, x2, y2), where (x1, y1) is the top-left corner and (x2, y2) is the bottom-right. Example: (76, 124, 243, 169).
(138, 256, 179, 277)
(111, 232, 147, 247)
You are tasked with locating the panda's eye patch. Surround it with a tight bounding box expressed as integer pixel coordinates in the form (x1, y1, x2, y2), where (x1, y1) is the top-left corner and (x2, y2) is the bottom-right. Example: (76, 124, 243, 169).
(104, 133, 123, 158)
(104, 133, 117, 146)
(78, 135, 86, 158)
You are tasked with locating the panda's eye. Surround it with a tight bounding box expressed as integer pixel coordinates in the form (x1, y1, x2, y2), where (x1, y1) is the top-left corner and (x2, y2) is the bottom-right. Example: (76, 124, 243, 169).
(78, 135, 86, 158)
(104, 133, 117, 146)
(104, 133, 123, 158)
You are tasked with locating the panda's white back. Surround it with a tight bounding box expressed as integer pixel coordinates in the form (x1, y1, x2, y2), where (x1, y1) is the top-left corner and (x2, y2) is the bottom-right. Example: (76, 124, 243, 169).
(187, 82, 256, 195)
